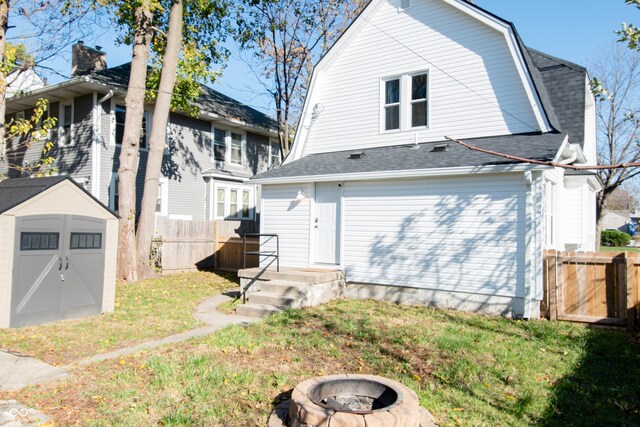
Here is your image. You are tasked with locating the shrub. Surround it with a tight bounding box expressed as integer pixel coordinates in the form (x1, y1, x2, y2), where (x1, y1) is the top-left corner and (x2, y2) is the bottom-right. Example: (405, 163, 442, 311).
(601, 229, 631, 247)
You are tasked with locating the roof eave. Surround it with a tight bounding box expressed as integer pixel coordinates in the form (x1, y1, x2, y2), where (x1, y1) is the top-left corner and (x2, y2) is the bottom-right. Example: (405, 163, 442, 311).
(251, 163, 549, 185)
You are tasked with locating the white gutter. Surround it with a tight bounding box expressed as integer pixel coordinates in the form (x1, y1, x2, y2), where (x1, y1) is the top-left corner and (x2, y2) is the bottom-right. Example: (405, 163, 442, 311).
(252, 163, 548, 185)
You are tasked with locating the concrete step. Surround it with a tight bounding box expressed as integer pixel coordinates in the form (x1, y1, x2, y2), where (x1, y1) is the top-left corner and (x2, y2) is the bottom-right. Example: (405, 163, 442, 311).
(249, 292, 300, 308)
(259, 280, 312, 297)
(236, 303, 283, 318)
(238, 268, 344, 285)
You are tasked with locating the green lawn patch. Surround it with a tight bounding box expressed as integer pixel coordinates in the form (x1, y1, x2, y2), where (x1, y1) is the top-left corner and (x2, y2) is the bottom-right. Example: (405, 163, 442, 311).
(0, 271, 236, 365)
(3, 299, 638, 426)
(599, 246, 640, 252)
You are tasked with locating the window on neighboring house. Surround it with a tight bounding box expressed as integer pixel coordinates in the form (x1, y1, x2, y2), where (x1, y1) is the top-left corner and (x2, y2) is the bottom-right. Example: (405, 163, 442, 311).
(213, 128, 226, 161)
(115, 104, 148, 149)
(384, 78, 400, 131)
(381, 72, 429, 132)
(269, 140, 281, 168)
(216, 188, 225, 217)
(156, 177, 169, 216)
(59, 102, 74, 146)
(230, 132, 243, 165)
(214, 184, 253, 220)
(211, 127, 245, 166)
(110, 174, 119, 212)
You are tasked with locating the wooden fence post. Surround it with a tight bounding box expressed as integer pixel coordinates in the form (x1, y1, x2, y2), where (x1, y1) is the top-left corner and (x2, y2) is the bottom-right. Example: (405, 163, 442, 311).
(626, 252, 637, 333)
(549, 250, 558, 321)
(214, 221, 220, 271)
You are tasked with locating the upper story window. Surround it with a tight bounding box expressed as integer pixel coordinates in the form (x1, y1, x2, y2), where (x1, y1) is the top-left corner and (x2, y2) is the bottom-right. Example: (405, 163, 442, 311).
(381, 71, 429, 132)
(269, 140, 281, 168)
(230, 132, 243, 165)
(211, 126, 246, 167)
(411, 74, 428, 127)
(384, 79, 400, 131)
(213, 128, 226, 161)
(114, 103, 148, 149)
(59, 102, 74, 146)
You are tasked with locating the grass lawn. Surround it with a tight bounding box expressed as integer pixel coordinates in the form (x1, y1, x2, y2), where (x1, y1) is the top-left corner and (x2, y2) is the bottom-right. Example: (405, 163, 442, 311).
(0, 271, 237, 365)
(599, 246, 640, 253)
(1, 299, 638, 426)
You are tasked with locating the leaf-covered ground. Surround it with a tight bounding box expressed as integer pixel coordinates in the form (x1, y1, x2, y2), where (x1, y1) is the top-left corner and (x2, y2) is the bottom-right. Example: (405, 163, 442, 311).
(2, 297, 638, 426)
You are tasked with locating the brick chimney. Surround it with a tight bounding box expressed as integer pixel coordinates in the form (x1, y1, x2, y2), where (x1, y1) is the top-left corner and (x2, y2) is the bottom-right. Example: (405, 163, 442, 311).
(71, 41, 107, 76)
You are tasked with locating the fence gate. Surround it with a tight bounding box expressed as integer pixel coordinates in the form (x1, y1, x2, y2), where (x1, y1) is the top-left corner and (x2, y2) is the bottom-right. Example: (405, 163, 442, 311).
(543, 250, 639, 331)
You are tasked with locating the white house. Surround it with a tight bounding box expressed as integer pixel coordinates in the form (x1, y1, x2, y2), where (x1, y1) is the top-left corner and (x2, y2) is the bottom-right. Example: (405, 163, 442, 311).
(251, 0, 601, 318)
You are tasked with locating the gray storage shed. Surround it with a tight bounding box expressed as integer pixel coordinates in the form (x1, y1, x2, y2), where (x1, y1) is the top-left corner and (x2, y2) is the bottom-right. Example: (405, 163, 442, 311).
(0, 176, 118, 328)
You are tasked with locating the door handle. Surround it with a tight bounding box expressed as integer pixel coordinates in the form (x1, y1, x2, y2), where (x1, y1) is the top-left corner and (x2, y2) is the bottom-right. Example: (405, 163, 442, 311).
(58, 257, 63, 271)
(65, 256, 69, 270)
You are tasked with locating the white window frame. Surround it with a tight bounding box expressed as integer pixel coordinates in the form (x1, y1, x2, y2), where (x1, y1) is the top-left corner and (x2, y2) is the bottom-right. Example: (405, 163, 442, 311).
(213, 183, 254, 220)
(59, 101, 75, 147)
(381, 76, 401, 133)
(210, 125, 246, 167)
(380, 70, 430, 133)
(111, 100, 150, 150)
(268, 139, 281, 168)
(156, 176, 169, 216)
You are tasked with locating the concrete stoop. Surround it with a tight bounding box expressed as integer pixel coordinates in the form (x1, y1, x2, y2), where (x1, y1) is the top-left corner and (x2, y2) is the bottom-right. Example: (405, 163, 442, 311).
(236, 268, 345, 318)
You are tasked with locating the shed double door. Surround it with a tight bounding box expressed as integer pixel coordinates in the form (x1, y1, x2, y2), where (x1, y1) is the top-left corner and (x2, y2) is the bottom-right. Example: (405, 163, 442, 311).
(11, 215, 106, 327)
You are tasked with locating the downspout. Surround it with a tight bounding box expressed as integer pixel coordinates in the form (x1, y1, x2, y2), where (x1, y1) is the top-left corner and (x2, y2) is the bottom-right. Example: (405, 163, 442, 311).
(98, 90, 114, 104)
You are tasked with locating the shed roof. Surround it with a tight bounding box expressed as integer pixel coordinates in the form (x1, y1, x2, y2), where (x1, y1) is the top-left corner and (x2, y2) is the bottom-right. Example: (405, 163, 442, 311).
(253, 132, 566, 181)
(0, 176, 118, 217)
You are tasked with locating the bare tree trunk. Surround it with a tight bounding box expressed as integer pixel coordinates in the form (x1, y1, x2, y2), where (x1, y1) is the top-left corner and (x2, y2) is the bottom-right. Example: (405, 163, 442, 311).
(117, 1, 152, 283)
(0, 0, 9, 159)
(136, 0, 183, 278)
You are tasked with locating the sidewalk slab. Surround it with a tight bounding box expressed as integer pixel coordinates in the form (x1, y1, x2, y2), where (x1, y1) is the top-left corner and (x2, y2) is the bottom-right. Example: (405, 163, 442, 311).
(0, 400, 51, 426)
(0, 352, 67, 392)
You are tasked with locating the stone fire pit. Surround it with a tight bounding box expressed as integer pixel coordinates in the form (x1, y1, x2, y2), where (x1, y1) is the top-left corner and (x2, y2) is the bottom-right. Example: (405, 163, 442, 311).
(268, 374, 435, 426)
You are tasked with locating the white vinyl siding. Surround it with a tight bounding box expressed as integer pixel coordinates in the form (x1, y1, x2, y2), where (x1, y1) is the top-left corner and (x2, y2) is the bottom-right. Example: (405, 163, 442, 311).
(301, 0, 540, 156)
(261, 184, 313, 268)
(341, 175, 526, 297)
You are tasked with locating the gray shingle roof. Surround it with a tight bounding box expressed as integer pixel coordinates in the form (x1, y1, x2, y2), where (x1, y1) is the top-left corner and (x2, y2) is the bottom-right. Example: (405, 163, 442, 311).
(0, 176, 117, 216)
(527, 48, 587, 147)
(89, 63, 278, 132)
(254, 132, 566, 181)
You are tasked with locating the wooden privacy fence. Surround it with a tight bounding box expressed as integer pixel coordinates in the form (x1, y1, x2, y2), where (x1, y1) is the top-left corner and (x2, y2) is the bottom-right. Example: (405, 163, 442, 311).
(161, 219, 259, 273)
(543, 250, 639, 331)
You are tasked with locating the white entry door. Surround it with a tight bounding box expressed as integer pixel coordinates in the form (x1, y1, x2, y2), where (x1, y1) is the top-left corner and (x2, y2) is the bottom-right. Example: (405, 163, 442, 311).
(314, 182, 341, 264)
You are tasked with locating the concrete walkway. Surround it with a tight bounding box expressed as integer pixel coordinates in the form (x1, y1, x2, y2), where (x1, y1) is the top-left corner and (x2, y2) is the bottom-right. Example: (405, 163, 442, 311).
(0, 293, 258, 390)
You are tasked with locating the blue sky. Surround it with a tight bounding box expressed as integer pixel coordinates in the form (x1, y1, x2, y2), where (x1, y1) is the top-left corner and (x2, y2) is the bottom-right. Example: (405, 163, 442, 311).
(41, 0, 638, 115)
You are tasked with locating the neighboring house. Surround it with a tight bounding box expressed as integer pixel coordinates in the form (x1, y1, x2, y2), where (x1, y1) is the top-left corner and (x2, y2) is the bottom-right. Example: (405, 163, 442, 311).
(3, 42, 280, 236)
(251, 0, 601, 318)
(602, 210, 630, 234)
(6, 68, 46, 97)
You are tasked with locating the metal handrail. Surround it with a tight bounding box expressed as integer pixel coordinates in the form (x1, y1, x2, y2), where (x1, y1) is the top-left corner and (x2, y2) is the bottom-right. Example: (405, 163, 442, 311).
(240, 233, 280, 303)
(243, 233, 279, 271)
